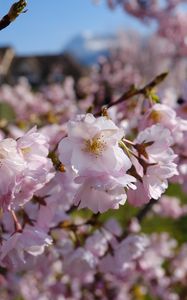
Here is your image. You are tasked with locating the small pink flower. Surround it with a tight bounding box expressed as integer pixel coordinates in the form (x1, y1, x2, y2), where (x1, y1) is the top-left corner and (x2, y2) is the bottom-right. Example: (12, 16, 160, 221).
(0, 138, 26, 210)
(153, 196, 187, 219)
(85, 230, 108, 257)
(58, 114, 136, 212)
(63, 247, 97, 280)
(74, 173, 135, 213)
(128, 125, 178, 206)
(100, 234, 148, 276)
(15, 127, 54, 207)
(139, 103, 187, 143)
(58, 113, 131, 175)
(0, 226, 52, 269)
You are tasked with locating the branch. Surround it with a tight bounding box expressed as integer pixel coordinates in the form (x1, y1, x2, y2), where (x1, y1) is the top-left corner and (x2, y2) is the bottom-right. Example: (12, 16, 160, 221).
(95, 72, 168, 116)
(136, 198, 157, 223)
(119, 199, 158, 240)
(0, 0, 27, 31)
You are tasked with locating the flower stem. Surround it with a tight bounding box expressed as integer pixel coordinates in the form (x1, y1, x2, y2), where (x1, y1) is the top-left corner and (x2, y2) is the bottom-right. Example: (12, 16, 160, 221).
(10, 210, 22, 233)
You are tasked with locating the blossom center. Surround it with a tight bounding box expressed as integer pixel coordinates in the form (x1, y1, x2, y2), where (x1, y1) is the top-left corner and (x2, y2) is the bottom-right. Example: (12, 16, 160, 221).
(149, 110, 161, 123)
(83, 136, 106, 156)
(21, 147, 31, 155)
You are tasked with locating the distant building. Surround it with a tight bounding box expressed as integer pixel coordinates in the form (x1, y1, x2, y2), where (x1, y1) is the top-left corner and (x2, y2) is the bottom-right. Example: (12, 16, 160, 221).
(0, 46, 85, 86)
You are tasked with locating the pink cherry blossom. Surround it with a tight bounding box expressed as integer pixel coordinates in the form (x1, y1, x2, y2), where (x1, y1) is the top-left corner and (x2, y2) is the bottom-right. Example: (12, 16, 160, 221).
(0, 226, 52, 269)
(58, 113, 136, 212)
(100, 234, 148, 276)
(63, 247, 97, 281)
(74, 173, 135, 212)
(15, 127, 54, 207)
(0, 138, 26, 210)
(58, 113, 131, 175)
(153, 195, 187, 219)
(139, 103, 187, 143)
(85, 230, 108, 257)
(128, 124, 178, 206)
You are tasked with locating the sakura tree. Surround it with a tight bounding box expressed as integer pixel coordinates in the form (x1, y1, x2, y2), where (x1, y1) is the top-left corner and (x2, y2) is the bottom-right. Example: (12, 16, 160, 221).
(0, 1, 187, 299)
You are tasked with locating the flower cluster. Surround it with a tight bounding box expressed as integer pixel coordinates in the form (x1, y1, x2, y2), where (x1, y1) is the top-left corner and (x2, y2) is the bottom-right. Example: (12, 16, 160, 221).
(0, 127, 53, 211)
(0, 72, 186, 299)
(1, 1, 187, 298)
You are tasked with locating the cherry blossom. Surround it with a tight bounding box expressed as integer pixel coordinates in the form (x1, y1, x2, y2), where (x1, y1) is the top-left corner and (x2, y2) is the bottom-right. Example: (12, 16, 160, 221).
(0, 138, 26, 210)
(128, 125, 178, 206)
(139, 103, 187, 143)
(0, 226, 52, 269)
(58, 113, 136, 212)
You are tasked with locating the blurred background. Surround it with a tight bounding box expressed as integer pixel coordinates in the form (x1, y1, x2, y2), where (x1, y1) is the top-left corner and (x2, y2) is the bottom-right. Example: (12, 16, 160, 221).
(1, 0, 187, 96)
(0, 0, 158, 86)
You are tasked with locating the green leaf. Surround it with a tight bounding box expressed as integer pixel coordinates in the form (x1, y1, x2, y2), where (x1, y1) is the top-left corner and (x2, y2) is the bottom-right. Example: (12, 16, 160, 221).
(150, 92, 160, 103)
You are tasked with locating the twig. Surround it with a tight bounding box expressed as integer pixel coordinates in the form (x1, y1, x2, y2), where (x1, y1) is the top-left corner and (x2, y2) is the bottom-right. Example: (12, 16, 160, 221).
(95, 72, 168, 116)
(0, 0, 27, 31)
(119, 199, 158, 240)
(136, 198, 157, 223)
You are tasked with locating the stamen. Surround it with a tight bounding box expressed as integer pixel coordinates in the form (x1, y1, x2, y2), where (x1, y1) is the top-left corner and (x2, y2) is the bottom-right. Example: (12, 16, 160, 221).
(148, 110, 161, 123)
(21, 147, 31, 154)
(83, 135, 106, 156)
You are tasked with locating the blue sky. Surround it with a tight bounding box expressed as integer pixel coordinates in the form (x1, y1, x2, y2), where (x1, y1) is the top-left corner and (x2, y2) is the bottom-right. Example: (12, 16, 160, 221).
(0, 0, 152, 55)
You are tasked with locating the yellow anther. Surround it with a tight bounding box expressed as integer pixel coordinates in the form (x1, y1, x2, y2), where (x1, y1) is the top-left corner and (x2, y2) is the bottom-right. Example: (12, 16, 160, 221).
(21, 147, 31, 155)
(83, 136, 106, 156)
(148, 110, 161, 123)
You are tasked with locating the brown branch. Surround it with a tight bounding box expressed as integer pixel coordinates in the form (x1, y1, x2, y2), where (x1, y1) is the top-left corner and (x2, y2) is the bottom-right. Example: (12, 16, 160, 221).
(119, 199, 158, 240)
(95, 72, 168, 116)
(0, 0, 27, 31)
(136, 198, 157, 223)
